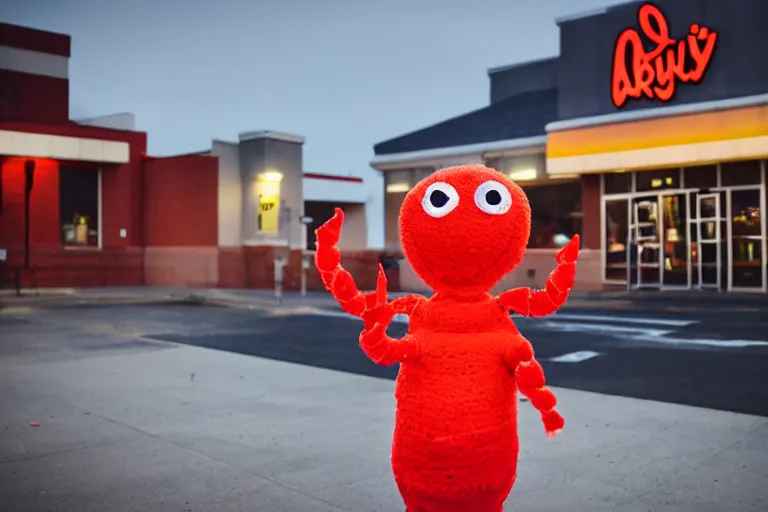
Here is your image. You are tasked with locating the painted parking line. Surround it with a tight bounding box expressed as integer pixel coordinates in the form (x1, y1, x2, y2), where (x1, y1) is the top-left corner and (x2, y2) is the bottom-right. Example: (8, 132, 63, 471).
(537, 321, 674, 337)
(548, 313, 696, 327)
(535, 320, 768, 347)
(305, 308, 768, 348)
(312, 309, 696, 328)
(626, 334, 768, 348)
(306, 309, 409, 323)
(549, 351, 603, 363)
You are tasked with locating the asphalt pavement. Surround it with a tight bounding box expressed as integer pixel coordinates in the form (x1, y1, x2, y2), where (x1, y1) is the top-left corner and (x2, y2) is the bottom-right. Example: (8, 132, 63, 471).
(49, 301, 765, 418)
(8, 298, 768, 416)
(1, 298, 767, 511)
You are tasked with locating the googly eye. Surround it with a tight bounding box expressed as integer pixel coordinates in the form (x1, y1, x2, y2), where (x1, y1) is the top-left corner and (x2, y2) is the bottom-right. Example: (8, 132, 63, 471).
(422, 182, 460, 218)
(474, 180, 512, 215)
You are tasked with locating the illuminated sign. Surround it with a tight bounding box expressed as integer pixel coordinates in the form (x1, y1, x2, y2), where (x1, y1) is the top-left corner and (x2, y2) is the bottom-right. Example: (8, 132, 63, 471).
(611, 3, 718, 109)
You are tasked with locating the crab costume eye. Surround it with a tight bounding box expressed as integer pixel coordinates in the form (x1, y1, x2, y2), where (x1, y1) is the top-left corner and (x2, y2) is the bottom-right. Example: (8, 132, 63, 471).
(474, 180, 512, 215)
(422, 182, 460, 218)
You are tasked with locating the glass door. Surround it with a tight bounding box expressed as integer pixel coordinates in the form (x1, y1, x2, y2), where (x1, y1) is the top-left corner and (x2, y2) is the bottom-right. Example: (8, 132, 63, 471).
(729, 188, 764, 289)
(604, 199, 629, 283)
(695, 193, 723, 290)
(629, 197, 661, 289)
(660, 193, 689, 287)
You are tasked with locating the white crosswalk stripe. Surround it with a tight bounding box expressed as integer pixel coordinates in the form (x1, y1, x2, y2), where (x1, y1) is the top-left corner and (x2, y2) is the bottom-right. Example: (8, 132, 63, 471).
(547, 313, 696, 327)
(519, 314, 768, 348)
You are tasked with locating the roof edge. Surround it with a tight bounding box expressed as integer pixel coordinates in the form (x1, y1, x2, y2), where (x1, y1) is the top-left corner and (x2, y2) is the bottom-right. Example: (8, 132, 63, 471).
(374, 88, 557, 153)
(238, 130, 305, 145)
(555, 0, 640, 25)
(371, 135, 547, 170)
(487, 56, 559, 76)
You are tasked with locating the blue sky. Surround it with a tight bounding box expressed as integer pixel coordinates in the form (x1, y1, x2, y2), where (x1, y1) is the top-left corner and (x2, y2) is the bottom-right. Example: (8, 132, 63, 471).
(5, 0, 614, 178)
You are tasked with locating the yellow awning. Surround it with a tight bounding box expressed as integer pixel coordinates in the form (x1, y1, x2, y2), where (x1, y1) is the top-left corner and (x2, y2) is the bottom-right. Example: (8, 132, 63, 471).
(546, 104, 768, 175)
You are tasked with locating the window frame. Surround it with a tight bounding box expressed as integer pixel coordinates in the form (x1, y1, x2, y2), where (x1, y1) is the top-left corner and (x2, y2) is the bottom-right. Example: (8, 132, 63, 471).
(59, 166, 102, 250)
(521, 178, 582, 249)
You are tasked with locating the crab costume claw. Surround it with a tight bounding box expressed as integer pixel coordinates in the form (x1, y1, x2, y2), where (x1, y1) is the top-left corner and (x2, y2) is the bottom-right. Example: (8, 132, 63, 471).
(497, 234, 580, 318)
(315, 208, 424, 365)
(516, 357, 565, 436)
(359, 267, 419, 366)
(505, 337, 565, 436)
(315, 208, 383, 317)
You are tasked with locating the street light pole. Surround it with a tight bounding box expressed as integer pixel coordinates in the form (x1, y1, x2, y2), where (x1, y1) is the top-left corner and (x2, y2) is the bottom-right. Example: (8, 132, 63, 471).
(16, 160, 35, 296)
(24, 160, 34, 270)
(274, 202, 291, 305)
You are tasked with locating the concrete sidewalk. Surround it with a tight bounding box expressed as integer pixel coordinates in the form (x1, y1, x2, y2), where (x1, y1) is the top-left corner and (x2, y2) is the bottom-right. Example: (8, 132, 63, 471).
(1, 320, 766, 511)
(3, 284, 768, 313)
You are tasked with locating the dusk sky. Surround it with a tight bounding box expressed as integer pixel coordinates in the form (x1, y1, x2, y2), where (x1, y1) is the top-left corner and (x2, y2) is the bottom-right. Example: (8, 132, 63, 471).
(5, 0, 615, 179)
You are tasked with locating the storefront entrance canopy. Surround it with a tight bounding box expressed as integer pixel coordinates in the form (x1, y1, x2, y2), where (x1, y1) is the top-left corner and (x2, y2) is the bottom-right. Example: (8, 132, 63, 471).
(546, 94, 768, 176)
(0, 129, 129, 164)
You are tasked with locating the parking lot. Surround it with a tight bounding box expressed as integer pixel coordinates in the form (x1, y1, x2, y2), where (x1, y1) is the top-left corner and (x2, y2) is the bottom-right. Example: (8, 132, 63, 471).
(1, 299, 767, 511)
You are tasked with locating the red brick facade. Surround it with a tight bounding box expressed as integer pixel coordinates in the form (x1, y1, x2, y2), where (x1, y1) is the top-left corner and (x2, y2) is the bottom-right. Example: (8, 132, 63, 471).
(216, 246, 382, 291)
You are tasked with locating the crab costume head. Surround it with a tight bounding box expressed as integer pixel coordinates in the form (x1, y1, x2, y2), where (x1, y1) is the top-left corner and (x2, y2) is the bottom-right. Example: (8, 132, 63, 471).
(400, 165, 531, 294)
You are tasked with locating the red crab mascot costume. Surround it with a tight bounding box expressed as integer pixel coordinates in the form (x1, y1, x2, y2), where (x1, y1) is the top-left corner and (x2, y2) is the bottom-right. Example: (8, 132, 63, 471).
(314, 164, 579, 512)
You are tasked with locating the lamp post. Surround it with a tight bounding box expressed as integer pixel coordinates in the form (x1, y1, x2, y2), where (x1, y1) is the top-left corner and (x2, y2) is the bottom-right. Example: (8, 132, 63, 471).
(15, 160, 35, 296)
(24, 160, 35, 269)
(299, 215, 313, 297)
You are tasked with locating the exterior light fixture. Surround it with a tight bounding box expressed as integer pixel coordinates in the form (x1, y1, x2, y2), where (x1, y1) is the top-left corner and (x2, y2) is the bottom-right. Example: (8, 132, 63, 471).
(386, 183, 410, 193)
(508, 168, 538, 181)
(261, 171, 284, 182)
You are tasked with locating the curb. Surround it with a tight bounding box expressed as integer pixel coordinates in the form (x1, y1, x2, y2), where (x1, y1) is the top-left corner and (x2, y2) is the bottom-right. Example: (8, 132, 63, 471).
(2, 292, 765, 315)
(0, 294, 202, 310)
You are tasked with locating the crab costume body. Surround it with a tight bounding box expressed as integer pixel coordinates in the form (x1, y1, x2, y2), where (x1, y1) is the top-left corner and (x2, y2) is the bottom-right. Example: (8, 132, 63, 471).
(315, 164, 579, 512)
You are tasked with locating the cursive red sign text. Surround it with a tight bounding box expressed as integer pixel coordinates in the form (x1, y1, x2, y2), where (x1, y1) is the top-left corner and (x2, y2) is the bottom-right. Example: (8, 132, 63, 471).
(611, 3, 718, 108)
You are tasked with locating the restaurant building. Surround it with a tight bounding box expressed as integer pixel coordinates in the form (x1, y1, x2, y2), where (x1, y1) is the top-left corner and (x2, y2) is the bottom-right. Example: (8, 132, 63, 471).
(0, 22, 379, 291)
(372, 0, 768, 293)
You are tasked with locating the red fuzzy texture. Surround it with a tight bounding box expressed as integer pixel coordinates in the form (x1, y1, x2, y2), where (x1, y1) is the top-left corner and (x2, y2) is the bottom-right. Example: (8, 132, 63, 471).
(315, 164, 580, 511)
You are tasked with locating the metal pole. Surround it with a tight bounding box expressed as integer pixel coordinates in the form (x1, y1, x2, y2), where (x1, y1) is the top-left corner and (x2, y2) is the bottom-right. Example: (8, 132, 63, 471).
(298, 215, 313, 298)
(24, 178, 30, 270)
(300, 224, 308, 297)
(19, 160, 35, 296)
(275, 278, 283, 303)
(274, 255, 283, 304)
(300, 257, 307, 297)
(24, 160, 34, 269)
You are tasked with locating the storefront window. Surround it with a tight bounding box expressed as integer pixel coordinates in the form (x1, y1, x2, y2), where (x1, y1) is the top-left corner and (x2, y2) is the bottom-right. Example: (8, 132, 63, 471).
(604, 199, 628, 281)
(256, 180, 281, 235)
(385, 169, 412, 194)
(603, 172, 631, 195)
(498, 155, 544, 182)
(523, 180, 581, 249)
(661, 194, 688, 286)
(721, 160, 761, 187)
(730, 188, 763, 288)
(683, 165, 718, 189)
(635, 169, 681, 192)
(60, 167, 99, 247)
